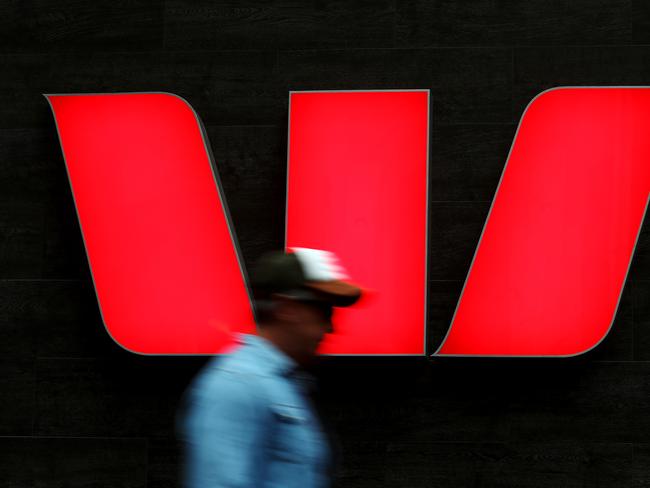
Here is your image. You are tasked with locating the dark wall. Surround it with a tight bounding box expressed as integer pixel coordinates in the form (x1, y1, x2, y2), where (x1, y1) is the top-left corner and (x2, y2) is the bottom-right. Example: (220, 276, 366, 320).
(1, 1, 650, 486)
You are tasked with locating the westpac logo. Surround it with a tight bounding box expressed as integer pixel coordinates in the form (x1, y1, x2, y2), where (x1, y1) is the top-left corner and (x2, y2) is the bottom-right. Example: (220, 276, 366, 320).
(45, 88, 650, 357)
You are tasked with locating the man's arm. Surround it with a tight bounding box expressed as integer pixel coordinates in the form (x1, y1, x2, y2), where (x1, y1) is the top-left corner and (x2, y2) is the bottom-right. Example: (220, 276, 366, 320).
(181, 372, 270, 487)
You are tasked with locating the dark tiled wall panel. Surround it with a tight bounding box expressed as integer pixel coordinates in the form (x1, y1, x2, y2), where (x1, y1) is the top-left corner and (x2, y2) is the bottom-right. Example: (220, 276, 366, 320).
(1, 1, 649, 487)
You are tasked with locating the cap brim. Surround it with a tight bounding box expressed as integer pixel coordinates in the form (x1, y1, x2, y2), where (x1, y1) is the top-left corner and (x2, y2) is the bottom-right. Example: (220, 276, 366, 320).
(304, 280, 362, 307)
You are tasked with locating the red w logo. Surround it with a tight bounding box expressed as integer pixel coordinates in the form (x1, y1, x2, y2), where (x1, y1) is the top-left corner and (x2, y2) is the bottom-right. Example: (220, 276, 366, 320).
(46, 88, 649, 357)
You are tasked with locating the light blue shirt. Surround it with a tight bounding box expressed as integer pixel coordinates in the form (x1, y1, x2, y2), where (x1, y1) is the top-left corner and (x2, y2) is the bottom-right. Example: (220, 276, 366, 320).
(178, 333, 332, 488)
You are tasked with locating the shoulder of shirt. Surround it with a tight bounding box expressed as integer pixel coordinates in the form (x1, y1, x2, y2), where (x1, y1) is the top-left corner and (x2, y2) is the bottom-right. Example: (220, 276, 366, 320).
(216, 333, 296, 377)
(185, 333, 296, 404)
(188, 356, 270, 409)
(194, 335, 275, 388)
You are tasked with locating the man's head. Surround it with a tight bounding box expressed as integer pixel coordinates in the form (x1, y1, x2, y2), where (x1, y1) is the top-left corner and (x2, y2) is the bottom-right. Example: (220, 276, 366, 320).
(251, 248, 362, 364)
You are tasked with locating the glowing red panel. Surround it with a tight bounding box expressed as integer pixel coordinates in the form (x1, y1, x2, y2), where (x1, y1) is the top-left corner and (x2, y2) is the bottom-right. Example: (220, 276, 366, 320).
(46, 93, 255, 354)
(286, 90, 429, 355)
(435, 87, 650, 357)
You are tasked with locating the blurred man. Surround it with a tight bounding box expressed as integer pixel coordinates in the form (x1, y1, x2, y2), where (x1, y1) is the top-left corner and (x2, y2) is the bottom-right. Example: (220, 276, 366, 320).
(179, 247, 362, 488)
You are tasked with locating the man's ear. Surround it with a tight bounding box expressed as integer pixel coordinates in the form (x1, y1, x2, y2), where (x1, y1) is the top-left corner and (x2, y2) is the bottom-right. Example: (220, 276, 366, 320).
(270, 293, 300, 323)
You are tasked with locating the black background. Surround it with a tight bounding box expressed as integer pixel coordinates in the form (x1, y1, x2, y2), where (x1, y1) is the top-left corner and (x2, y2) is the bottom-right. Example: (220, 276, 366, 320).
(2, 1, 650, 486)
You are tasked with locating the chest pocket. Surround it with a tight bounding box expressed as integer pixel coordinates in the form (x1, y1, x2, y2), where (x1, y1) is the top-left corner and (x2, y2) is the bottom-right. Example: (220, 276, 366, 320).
(269, 403, 311, 464)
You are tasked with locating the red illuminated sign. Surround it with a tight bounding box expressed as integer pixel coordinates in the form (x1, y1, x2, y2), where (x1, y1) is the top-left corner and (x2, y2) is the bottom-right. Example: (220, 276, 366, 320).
(286, 91, 429, 354)
(46, 93, 255, 354)
(47, 88, 649, 357)
(435, 87, 650, 357)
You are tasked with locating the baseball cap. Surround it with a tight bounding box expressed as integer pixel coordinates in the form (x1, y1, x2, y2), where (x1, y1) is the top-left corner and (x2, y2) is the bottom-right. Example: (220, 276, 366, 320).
(251, 247, 362, 307)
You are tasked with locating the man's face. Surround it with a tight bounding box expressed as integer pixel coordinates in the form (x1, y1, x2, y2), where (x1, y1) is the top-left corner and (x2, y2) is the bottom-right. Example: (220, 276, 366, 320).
(281, 298, 334, 359)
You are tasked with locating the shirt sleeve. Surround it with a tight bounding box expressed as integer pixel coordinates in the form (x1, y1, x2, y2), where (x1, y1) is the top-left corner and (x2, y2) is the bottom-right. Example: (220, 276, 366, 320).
(181, 371, 271, 487)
